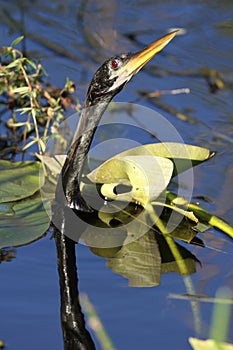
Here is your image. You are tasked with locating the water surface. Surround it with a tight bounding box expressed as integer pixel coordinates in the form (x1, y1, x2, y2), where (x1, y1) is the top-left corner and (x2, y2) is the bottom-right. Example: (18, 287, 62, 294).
(0, 1, 233, 349)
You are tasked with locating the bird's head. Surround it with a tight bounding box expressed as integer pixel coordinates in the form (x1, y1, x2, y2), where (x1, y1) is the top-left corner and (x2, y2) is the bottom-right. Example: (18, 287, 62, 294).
(87, 30, 177, 104)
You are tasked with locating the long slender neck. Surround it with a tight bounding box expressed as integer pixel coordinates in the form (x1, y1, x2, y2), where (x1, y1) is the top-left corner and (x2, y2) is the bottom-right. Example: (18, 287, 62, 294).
(52, 82, 119, 349)
(53, 98, 108, 350)
(61, 94, 113, 211)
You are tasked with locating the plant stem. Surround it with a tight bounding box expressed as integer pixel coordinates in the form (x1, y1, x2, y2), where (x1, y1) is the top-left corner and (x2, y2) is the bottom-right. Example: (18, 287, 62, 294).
(147, 204, 190, 275)
(146, 204, 202, 335)
(166, 191, 233, 239)
(81, 294, 117, 350)
(20, 59, 42, 154)
(210, 287, 233, 342)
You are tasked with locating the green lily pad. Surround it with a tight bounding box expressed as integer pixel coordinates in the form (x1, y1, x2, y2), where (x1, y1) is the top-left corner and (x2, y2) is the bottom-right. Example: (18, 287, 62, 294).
(0, 195, 50, 248)
(0, 160, 43, 203)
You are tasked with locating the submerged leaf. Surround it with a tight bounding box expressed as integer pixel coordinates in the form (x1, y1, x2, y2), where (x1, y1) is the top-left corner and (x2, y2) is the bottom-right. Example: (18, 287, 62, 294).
(0, 160, 43, 203)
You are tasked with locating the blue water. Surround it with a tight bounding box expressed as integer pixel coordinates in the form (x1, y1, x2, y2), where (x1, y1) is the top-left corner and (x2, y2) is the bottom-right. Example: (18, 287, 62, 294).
(0, 1, 233, 349)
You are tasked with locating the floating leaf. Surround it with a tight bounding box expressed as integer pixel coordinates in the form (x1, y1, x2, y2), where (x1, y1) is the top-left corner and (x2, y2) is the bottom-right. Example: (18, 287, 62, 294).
(88, 155, 173, 207)
(0, 195, 50, 249)
(0, 160, 43, 203)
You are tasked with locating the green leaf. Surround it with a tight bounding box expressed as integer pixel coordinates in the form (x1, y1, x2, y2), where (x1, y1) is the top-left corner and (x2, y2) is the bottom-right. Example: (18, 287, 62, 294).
(152, 201, 198, 223)
(0, 195, 50, 248)
(12, 86, 30, 94)
(6, 121, 29, 128)
(87, 141, 211, 208)
(87, 155, 173, 207)
(36, 154, 65, 175)
(17, 107, 33, 114)
(11, 36, 24, 47)
(189, 337, 233, 350)
(166, 191, 233, 239)
(5, 59, 21, 70)
(168, 218, 198, 243)
(117, 142, 213, 176)
(22, 138, 38, 151)
(194, 221, 210, 233)
(25, 58, 37, 70)
(0, 161, 44, 203)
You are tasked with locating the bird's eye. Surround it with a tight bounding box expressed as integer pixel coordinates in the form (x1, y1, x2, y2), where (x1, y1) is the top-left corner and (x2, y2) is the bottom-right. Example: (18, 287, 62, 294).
(111, 59, 119, 70)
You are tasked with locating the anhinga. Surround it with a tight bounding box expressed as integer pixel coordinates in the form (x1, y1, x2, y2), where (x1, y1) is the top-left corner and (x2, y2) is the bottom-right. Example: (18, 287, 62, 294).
(54, 31, 177, 350)
(60, 31, 177, 213)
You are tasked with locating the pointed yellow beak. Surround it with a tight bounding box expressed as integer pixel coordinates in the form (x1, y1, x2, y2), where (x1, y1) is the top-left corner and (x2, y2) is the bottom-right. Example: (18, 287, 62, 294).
(109, 31, 178, 91)
(125, 30, 178, 75)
